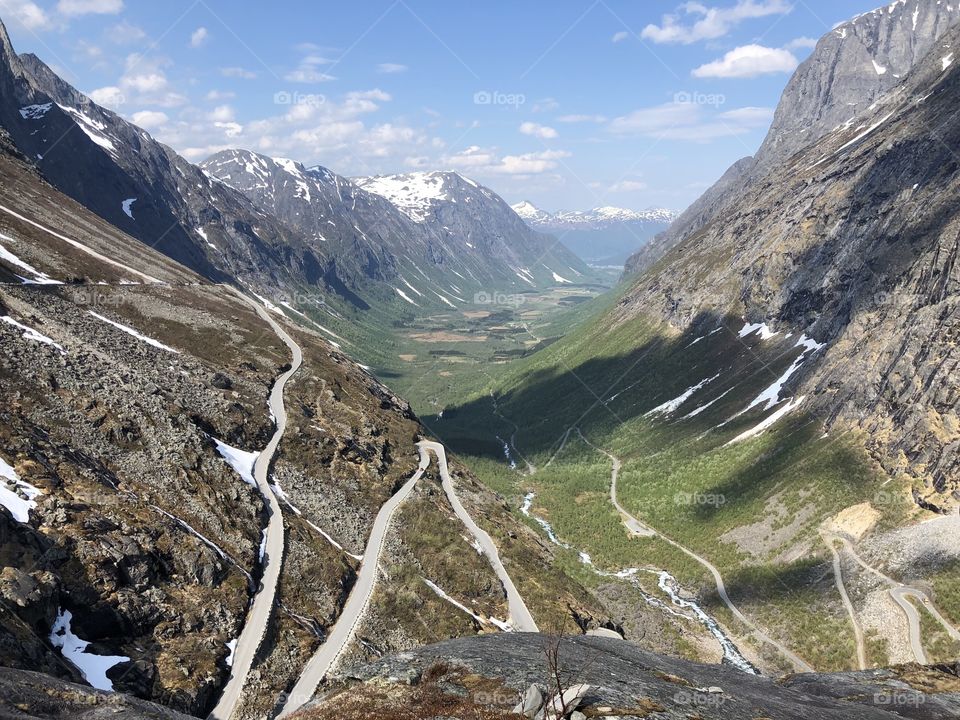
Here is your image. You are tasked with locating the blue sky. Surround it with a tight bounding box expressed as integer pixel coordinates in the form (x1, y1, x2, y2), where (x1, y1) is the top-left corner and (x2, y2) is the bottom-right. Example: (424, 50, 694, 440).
(2, 0, 886, 212)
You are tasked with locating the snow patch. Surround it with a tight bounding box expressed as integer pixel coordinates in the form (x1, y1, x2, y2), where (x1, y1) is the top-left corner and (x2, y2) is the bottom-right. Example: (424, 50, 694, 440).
(19, 103, 52, 120)
(0, 454, 41, 523)
(213, 439, 259, 488)
(50, 609, 129, 692)
(0, 232, 61, 284)
(88, 311, 179, 353)
(726, 396, 807, 445)
(645, 374, 720, 418)
(121, 198, 136, 219)
(1, 315, 65, 354)
(394, 287, 419, 306)
(552, 271, 572, 284)
(225, 639, 238, 667)
(738, 322, 778, 340)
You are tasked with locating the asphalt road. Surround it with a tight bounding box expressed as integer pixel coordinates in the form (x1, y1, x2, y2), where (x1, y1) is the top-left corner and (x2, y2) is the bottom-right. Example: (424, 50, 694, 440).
(208, 291, 302, 720)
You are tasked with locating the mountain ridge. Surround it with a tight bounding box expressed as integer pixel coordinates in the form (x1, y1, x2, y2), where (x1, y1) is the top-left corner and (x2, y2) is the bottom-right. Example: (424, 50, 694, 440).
(624, 0, 960, 277)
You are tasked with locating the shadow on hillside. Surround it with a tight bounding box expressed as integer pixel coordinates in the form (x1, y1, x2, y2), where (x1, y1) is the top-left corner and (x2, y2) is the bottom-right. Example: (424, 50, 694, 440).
(422, 309, 805, 462)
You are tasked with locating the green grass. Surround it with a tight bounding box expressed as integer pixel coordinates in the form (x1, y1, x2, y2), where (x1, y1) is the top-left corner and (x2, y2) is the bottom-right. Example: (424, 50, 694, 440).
(930, 559, 960, 628)
(416, 280, 913, 672)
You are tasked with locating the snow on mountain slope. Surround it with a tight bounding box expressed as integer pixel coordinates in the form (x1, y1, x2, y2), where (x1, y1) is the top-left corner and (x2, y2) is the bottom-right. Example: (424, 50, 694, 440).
(514, 202, 677, 230)
(354, 172, 471, 223)
(512, 201, 677, 265)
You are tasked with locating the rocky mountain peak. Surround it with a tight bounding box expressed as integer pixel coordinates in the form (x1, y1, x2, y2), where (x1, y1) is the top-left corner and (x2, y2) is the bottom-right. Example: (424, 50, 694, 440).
(625, 0, 960, 277)
(353, 170, 491, 223)
(757, 0, 960, 170)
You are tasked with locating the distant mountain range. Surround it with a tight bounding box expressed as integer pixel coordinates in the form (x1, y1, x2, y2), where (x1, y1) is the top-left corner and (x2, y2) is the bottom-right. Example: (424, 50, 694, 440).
(0, 16, 593, 329)
(512, 201, 676, 266)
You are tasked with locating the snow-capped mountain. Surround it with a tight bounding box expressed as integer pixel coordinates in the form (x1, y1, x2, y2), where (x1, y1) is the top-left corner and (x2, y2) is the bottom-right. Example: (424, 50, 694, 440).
(513, 202, 676, 229)
(0, 15, 593, 324)
(199, 152, 594, 311)
(512, 201, 676, 265)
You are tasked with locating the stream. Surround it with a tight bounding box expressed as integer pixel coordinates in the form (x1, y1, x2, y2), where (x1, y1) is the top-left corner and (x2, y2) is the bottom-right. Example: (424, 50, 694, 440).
(520, 491, 758, 674)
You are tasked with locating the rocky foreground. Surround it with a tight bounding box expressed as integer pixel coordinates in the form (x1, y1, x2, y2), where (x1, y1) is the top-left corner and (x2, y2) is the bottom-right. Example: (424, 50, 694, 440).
(3, 633, 959, 719)
(292, 633, 960, 720)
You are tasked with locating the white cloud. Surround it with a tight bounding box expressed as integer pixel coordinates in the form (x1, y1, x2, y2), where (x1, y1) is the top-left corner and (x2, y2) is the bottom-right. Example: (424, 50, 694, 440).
(214, 121, 243, 138)
(190, 27, 209, 48)
(220, 67, 257, 80)
(377, 62, 408, 74)
(87, 85, 125, 109)
(612, 31, 630, 43)
(208, 104, 235, 122)
(610, 179, 648, 192)
(285, 68, 336, 83)
(116, 54, 187, 107)
(532, 98, 560, 113)
(0, 0, 52, 30)
(105, 20, 145, 44)
(206, 89, 235, 101)
(785, 36, 818, 50)
(285, 53, 335, 83)
(692, 44, 798, 78)
(130, 110, 168, 129)
(56, 0, 123, 16)
(718, 106, 774, 125)
(642, 0, 791, 44)
(557, 114, 607, 123)
(608, 101, 772, 142)
(608, 102, 700, 135)
(519, 121, 558, 139)
(444, 146, 571, 176)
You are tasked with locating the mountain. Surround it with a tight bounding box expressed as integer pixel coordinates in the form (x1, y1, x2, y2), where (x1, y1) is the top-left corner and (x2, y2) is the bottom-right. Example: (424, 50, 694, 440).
(198, 153, 594, 314)
(353, 171, 593, 286)
(514, 201, 677, 265)
(625, 0, 960, 276)
(0, 124, 606, 718)
(0, 17, 592, 334)
(434, 0, 960, 675)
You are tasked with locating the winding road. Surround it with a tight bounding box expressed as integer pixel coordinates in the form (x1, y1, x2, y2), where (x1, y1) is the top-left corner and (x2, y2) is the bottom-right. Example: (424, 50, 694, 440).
(209, 289, 303, 720)
(278, 445, 431, 718)
(821, 532, 867, 669)
(823, 529, 960, 665)
(420, 440, 539, 633)
(279, 440, 536, 718)
(575, 429, 815, 673)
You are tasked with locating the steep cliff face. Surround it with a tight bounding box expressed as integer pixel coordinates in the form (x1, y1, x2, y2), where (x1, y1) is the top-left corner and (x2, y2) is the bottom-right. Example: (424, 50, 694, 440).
(625, 0, 960, 277)
(617, 19, 960, 505)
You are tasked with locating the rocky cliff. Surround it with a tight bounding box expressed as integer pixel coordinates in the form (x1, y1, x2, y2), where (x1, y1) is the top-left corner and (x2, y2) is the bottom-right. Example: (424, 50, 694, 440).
(625, 0, 960, 277)
(617, 16, 960, 506)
